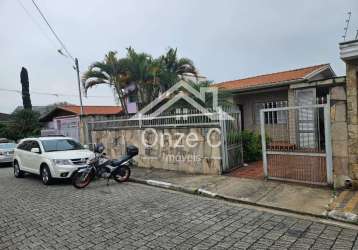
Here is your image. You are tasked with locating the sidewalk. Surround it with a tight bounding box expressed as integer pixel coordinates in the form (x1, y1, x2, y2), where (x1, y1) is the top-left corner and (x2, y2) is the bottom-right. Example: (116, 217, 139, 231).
(130, 166, 334, 218)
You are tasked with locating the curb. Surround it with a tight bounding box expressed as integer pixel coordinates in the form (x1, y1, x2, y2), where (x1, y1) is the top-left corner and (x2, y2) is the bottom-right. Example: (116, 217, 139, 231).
(130, 177, 198, 195)
(327, 210, 358, 224)
(129, 177, 358, 226)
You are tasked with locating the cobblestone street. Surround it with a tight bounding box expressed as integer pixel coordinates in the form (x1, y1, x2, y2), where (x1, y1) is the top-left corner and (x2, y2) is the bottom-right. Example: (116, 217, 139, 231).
(1, 166, 358, 250)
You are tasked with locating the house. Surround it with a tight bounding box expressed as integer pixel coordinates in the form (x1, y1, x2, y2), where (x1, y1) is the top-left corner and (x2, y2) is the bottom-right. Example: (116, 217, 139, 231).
(212, 63, 351, 185)
(124, 83, 138, 114)
(213, 64, 343, 132)
(39, 105, 123, 141)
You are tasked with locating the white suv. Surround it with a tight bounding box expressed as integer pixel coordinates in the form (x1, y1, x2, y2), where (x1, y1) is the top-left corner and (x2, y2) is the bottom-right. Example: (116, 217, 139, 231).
(13, 137, 94, 185)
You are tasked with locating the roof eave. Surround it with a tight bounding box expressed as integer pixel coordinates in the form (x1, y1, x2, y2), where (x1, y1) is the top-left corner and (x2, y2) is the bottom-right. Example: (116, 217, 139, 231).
(39, 107, 77, 122)
(303, 64, 336, 80)
(218, 78, 304, 94)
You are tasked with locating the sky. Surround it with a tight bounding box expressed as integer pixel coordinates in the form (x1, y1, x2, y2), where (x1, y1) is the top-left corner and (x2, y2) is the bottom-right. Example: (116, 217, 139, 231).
(0, 0, 357, 114)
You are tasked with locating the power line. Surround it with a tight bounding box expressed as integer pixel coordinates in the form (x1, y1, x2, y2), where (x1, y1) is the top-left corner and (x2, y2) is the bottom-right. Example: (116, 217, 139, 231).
(16, 0, 58, 50)
(30, 0, 74, 61)
(16, 0, 86, 121)
(15, 0, 74, 64)
(0, 88, 113, 99)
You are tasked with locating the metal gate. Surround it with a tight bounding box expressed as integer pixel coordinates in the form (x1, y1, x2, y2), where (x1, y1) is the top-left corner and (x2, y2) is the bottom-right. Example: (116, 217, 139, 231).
(41, 117, 80, 141)
(220, 108, 243, 173)
(54, 117, 80, 141)
(260, 103, 333, 185)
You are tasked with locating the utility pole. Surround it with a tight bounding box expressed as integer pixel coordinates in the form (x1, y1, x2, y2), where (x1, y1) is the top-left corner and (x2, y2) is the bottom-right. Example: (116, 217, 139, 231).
(75, 58, 84, 117)
(74, 57, 87, 145)
(30, 0, 86, 143)
(58, 51, 86, 144)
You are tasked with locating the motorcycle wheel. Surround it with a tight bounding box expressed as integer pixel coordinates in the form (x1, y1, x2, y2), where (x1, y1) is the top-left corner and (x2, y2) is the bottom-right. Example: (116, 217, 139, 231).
(113, 166, 131, 183)
(72, 170, 94, 189)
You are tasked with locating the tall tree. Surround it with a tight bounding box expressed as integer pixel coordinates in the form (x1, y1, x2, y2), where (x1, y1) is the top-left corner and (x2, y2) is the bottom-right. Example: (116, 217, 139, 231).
(20, 67, 32, 110)
(158, 48, 198, 92)
(82, 51, 129, 114)
(167, 80, 233, 111)
(82, 47, 199, 112)
(123, 47, 160, 109)
(122, 47, 199, 108)
(192, 80, 233, 108)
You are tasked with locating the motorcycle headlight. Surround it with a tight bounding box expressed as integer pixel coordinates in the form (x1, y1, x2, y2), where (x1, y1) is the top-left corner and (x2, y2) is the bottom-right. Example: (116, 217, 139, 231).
(53, 159, 73, 165)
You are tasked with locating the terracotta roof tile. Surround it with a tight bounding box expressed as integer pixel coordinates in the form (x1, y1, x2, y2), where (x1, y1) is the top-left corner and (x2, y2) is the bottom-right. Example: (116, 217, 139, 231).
(213, 64, 329, 91)
(62, 105, 122, 115)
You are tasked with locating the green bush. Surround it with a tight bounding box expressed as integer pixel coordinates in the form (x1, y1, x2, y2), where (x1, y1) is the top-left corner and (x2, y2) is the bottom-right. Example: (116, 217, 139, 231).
(240, 131, 263, 162)
(227, 130, 267, 163)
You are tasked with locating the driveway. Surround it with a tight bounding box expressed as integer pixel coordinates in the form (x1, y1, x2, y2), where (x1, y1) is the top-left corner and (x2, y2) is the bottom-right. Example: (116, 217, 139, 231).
(0, 167, 358, 249)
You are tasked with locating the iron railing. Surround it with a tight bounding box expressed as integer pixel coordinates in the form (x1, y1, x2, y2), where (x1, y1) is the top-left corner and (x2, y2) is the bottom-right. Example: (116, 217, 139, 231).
(87, 107, 240, 130)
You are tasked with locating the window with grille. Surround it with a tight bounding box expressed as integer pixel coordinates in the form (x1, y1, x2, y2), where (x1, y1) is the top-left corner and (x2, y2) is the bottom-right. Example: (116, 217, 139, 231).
(255, 101, 288, 124)
(128, 93, 138, 103)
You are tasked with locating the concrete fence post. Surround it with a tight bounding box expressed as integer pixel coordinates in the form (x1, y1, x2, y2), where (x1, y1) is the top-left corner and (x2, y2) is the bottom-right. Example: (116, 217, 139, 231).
(260, 110, 268, 179)
(324, 95, 333, 185)
(339, 39, 358, 185)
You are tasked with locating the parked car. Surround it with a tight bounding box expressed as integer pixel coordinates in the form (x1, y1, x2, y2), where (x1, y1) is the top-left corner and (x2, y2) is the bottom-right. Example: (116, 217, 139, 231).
(0, 142, 17, 164)
(13, 137, 94, 185)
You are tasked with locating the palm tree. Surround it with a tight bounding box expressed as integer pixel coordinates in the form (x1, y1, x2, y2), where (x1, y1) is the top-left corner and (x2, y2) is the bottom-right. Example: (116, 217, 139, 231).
(168, 80, 233, 111)
(82, 51, 129, 114)
(82, 48, 199, 113)
(193, 80, 233, 108)
(123, 47, 160, 109)
(158, 48, 198, 92)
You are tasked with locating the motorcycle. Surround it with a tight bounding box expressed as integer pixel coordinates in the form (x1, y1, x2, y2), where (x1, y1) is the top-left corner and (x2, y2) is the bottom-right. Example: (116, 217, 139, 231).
(72, 143, 138, 189)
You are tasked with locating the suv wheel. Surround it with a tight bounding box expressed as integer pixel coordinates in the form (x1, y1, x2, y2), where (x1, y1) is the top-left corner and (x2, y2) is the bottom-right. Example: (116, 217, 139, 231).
(14, 162, 24, 178)
(41, 165, 53, 185)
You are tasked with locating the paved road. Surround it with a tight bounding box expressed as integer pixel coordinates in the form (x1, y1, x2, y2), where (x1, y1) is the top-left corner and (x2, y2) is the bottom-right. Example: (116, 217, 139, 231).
(1, 166, 358, 250)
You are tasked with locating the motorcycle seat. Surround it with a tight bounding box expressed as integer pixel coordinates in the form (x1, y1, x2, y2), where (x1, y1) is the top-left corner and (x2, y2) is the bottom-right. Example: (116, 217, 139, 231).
(111, 155, 131, 166)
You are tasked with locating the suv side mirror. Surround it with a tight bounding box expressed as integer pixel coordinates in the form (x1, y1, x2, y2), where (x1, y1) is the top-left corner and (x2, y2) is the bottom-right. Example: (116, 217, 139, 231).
(83, 145, 89, 149)
(31, 148, 40, 154)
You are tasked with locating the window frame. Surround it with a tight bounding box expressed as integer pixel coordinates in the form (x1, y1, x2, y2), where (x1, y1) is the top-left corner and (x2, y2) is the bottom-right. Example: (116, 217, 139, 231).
(40, 139, 84, 152)
(255, 100, 288, 125)
(128, 92, 138, 103)
(30, 141, 42, 154)
(17, 140, 31, 151)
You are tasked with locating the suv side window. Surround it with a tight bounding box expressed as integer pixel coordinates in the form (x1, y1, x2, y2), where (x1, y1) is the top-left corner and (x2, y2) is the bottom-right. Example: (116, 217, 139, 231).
(23, 141, 33, 151)
(17, 141, 30, 151)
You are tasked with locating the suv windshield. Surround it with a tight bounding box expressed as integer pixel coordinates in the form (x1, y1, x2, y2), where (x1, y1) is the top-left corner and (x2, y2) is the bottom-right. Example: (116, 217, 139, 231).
(41, 139, 84, 152)
(0, 143, 16, 149)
